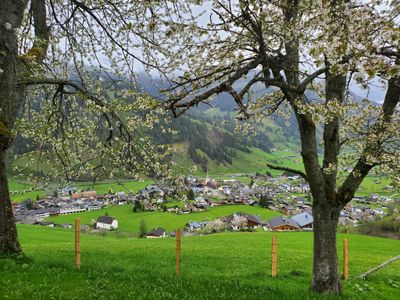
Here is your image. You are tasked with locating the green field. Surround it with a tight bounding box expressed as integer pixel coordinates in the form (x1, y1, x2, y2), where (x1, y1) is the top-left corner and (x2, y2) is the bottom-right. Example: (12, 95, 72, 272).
(48, 205, 281, 233)
(355, 176, 396, 197)
(75, 179, 154, 195)
(1, 226, 399, 299)
(9, 180, 47, 202)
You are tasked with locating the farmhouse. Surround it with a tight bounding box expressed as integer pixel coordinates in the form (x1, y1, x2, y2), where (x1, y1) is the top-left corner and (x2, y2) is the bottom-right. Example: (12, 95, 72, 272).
(291, 212, 313, 229)
(146, 227, 166, 238)
(223, 212, 263, 230)
(185, 221, 209, 231)
(268, 216, 300, 231)
(96, 216, 118, 230)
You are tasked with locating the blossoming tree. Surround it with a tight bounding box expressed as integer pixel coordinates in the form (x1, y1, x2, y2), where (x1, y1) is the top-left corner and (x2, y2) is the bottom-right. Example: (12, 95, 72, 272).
(0, 0, 171, 255)
(135, 0, 399, 293)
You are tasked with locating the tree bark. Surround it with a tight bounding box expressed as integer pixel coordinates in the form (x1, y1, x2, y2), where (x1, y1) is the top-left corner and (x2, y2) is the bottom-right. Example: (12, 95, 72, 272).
(0, 149, 21, 254)
(0, 0, 29, 255)
(312, 201, 342, 294)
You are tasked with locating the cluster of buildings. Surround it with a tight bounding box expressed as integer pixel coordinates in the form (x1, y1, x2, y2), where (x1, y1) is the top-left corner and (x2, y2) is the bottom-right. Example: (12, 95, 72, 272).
(184, 211, 315, 233)
(12, 189, 135, 225)
(139, 175, 312, 215)
(12, 174, 397, 232)
(132, 211, 315, 239)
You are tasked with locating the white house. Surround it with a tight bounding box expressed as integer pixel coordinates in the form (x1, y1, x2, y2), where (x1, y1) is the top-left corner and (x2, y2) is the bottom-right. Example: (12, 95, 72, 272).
(96, 215, 118, 230)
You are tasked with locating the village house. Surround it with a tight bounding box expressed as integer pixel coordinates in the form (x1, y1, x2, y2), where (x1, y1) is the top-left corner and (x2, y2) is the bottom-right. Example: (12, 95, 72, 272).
(268, 216, 300, 231)
(82, 190, 97, 198)
(59, 223, 73, 229)
(223, 212, 264, 230)
(338, 215, 355, 226)
(96, 215, 118, 230)
(185, 221, 209, 231)
(291, 212, 313, 230)
(146, 227, 166, 238)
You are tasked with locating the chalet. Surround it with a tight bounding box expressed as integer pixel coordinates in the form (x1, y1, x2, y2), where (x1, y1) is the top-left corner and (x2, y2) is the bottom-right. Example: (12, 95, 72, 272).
(146, 227, 166, 238)
(373, 208, 384, 216)
(60, 223, 73, 229)
(291, 212, 313, 229)
(180, 207, 191, 214)
(82, 190, 97, 198)
(186, 221, 201, 231)
(35, 221, 55, 227)
(96, 215, 118, 230)
(118, 199, 128, 206)
(167, 206, 179, 213)
(223, 212, 263, 229)
(338, 216, 355, 226)
(353, 211, 375, 223)
(268, 216, 300, 231)
(185, 221, 208, 231)
(281, 205, 296, 215)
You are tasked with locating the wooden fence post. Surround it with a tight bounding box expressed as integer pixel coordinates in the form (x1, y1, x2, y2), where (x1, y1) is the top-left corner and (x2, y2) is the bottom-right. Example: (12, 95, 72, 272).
(75, 218, 81, 270)
(343, 238, 349, 280)
(176, 229, 181, 276)
(272, 235, 278, 277)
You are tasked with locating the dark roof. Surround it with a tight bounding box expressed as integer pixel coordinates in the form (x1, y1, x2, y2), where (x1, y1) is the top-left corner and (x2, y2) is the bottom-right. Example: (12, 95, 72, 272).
(206, 182, 218, 189)
(97, 215, 116, 224)
(147, 227, 166, 236)
(269, 216, 300, 229)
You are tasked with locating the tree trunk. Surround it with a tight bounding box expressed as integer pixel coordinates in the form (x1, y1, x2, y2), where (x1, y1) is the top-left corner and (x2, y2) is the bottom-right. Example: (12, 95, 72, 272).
(0, 0, 28, 255)
(0, 148, 21, 254)
(312, 202, 342, 294)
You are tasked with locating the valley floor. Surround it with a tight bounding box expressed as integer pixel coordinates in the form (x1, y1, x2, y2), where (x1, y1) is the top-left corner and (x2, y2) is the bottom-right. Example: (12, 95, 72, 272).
(1, 226, 399, 300)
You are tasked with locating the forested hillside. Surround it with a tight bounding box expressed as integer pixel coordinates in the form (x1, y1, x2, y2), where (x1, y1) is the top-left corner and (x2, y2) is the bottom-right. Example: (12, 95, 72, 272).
(9, 73, 302, 176)
(11, 73, 374, 176)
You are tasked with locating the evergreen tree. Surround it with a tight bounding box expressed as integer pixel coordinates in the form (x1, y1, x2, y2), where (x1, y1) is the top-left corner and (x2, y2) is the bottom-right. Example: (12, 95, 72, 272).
(139, 218, 147, 238)
(259, 194, 269, 208)
(187, 189, 195, 201)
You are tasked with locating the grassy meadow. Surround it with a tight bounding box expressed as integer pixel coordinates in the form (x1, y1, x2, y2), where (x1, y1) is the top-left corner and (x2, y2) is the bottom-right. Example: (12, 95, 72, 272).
(1, 226, 399, 299)
(48, 204, 281, 233)
(9, 180, 46, 202)
(74, 180, 154, 195)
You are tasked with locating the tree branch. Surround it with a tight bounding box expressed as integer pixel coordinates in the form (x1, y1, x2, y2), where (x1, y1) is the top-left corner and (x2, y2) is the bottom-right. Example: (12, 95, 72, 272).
(167, 57, 262, 117)
(266, 163, 307, 181)
(357, 255, 400, 279)
(337, 72, 400, 205)
(18, 78, 106, 108)
(26, 0, 50, 62)
(298, 67, 328, 92)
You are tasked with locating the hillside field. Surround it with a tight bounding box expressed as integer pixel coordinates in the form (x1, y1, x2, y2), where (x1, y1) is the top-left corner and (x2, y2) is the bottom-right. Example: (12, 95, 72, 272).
(172, 145, 303, 176)
(48, 204, 282, 233)
(1, 226, 399, 299)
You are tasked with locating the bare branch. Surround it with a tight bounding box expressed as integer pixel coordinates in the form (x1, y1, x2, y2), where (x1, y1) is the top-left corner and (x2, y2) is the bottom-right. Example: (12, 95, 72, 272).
(266, 163, 307, 181)
(166, 57, 262, 116)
